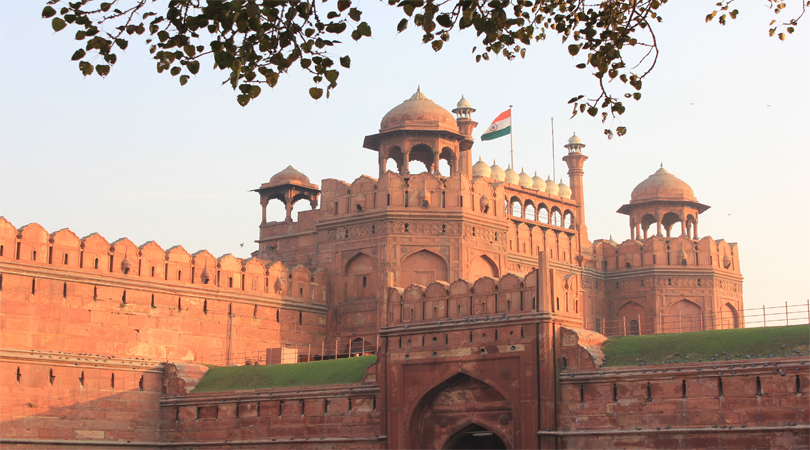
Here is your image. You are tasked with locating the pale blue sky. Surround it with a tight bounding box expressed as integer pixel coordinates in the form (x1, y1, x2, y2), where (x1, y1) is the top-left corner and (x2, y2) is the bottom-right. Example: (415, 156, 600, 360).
(1, 1, 808, 315)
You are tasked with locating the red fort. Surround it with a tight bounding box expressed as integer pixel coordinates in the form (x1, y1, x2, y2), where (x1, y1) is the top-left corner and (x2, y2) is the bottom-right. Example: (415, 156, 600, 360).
(0, 89, 806, 449)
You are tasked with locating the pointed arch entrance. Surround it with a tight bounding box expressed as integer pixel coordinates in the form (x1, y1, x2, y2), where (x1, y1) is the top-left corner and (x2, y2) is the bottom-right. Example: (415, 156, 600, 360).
(444, 423, 507, 449)
(408, 372, 513, 449)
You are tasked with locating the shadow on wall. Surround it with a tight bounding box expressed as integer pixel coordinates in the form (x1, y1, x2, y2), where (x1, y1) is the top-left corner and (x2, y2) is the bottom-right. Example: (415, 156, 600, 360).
(0, 385, 162, 446)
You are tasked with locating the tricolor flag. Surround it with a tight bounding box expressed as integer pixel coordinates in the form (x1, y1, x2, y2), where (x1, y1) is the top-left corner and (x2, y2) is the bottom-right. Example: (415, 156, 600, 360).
(481, 109, 511, 141)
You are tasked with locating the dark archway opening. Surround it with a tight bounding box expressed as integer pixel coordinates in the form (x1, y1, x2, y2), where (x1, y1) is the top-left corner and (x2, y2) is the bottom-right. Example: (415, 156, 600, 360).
(445, 424, 507, 450)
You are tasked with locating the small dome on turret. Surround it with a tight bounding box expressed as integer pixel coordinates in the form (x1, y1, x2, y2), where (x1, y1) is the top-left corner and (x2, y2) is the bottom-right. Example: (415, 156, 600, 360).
(457, 97, 472, 109)
(558, 180, 572, 199)
(518, 168, 533, 188)
(545, 176, 559, 196)
(532, 172, 546, 192)
(564, 133, 586, 154)
(504, 166, 520, 185)
(472, 157, 491, 178)
(268, 165, 311, 187)
(490, 162, 506, 181)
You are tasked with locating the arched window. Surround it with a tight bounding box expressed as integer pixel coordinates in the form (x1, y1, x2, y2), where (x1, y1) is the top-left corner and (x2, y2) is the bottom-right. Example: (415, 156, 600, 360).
(629, 319, 640, 335)
(511, 199, 522, 217)
(525, 203, 536, 220)
(550, 209, 562, 226)
(563, 210, 574, 229)
(538, 206, 549, 223)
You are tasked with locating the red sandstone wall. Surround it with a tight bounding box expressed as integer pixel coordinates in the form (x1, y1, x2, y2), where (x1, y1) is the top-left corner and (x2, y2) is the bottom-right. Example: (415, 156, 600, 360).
(557, 328, 809, 449)
(1, 350, 163, 444)
(0, 217, 328, 363)
(0, 217, 330, 446)
(161, 383, 382, 448)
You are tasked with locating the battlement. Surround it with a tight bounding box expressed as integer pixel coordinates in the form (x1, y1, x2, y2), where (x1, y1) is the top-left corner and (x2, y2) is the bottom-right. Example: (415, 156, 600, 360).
(593, 234, 741, 274)
(0, 217, 327, 303)
(384, 254, 584, 329)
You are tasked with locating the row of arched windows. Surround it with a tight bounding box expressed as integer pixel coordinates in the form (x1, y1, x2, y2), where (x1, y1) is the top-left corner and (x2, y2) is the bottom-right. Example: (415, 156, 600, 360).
(507, 199, 574, 228)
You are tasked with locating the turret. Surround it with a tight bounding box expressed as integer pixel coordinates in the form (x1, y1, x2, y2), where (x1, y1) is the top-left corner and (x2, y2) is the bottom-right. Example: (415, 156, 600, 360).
(562, 133, 589, 242)
(452, 95, 478, 178)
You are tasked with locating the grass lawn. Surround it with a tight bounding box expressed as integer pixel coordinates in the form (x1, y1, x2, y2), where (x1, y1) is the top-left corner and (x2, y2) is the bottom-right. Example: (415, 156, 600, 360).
(600, 325, 809, 367)
(192, 355, 377, 393)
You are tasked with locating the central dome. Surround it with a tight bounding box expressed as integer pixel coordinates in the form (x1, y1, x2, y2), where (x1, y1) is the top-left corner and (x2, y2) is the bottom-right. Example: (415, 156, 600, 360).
(630, 167, 696, 203)
(379, 87, 459, 134)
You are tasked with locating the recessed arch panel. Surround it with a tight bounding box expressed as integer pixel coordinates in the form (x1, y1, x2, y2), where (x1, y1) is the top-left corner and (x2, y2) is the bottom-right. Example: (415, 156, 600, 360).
(401, 250, 448, 287)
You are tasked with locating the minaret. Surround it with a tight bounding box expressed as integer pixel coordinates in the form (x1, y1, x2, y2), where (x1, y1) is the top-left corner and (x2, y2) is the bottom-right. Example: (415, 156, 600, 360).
(562, 134, 588, 243)
(452, 96, 478, 178)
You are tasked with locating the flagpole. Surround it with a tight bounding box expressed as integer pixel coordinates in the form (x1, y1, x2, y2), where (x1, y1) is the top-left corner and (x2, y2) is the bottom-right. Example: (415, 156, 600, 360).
(551, 117, 556, 180)
(509, 105, 514, 169)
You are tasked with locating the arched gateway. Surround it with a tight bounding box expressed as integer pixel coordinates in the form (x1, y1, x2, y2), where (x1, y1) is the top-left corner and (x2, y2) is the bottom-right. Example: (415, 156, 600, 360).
(408, 373, 514, 449)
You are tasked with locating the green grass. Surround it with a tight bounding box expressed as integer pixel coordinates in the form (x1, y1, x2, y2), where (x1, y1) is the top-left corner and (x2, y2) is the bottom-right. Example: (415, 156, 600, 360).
(600, 325, 809, 367)
(192, 355, 377, 393)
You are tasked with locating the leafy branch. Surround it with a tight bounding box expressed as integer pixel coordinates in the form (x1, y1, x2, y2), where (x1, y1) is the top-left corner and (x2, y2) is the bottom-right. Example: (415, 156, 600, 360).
(43, 0, 806, 138)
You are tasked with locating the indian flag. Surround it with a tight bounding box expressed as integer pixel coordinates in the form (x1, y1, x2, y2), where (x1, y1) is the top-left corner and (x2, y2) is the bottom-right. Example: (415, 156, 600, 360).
(481, 109, 511, 141)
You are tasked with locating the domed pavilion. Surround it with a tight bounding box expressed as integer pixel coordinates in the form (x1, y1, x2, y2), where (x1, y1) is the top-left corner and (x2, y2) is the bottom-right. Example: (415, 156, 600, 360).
(362, 87, 477, 177)
(617, 166, 710, 239)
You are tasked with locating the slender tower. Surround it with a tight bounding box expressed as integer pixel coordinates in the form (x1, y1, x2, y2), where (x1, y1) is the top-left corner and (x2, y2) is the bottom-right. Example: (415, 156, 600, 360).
(562, 134, 588, 245)
(452, 96, 478, 178)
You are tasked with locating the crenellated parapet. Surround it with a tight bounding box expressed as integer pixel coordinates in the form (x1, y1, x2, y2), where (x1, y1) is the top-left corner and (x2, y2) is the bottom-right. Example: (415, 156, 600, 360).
(592, 234, 741, 274)
(384, 252, 584, 330)
(0, 216, 326, 304)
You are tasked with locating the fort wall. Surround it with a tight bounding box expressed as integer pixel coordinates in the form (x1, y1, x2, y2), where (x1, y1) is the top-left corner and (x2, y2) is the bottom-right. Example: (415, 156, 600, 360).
(0, 217, 329, 445)
(556, 327, 809, 449)
(160, 380, 382, 448)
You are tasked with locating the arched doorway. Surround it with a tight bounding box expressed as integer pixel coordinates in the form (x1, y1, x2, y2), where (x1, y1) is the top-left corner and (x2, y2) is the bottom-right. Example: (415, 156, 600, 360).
(401, 250, 448, 287)
(408, 373, 513, 449)
(444, 423, 507, 449)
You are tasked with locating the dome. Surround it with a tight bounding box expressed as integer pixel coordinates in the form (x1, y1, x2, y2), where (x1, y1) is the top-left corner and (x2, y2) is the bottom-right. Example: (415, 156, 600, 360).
(379, 87, 459, 134)
(456, 96, 472, 109)
(532, 172, 546, 192)
(269, 165, 311, 186)
(545, 176, 559, 196)
(568, 134, 582, 145)
(558, 180, 572, 199)
(490, 162, 506, 181)
(472, 157, 491, 178)
(504, 166, 520, 185)
(518, 168, 533, 188)
(630, 166, 696, 204)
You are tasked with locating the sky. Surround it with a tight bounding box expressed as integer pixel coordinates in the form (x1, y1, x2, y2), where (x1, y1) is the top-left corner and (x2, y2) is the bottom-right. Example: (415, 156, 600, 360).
(1, 1, 808, 318)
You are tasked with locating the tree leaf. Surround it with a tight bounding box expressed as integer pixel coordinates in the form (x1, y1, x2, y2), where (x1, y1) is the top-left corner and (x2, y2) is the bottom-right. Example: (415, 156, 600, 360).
(52, 18, 67, 32)
(95, 64, 110, 77)
(79, 61, 93, 76)
(42, 6, 56, 18)
(339, 55, 351, 68)
(71, 49, 86, 61)
(179, 75, 189, 86)
(309, 87, 323, 99)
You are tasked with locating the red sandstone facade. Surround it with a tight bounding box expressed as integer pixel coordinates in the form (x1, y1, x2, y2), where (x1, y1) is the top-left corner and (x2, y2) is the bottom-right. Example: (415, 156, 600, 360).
(1, 89, 805, 449)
